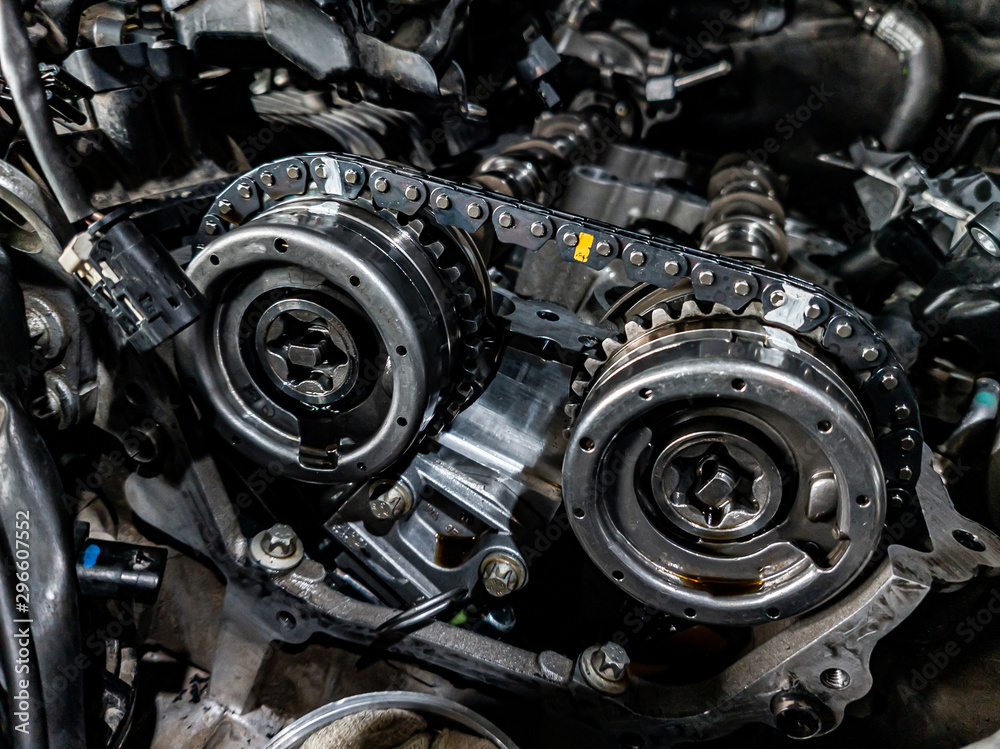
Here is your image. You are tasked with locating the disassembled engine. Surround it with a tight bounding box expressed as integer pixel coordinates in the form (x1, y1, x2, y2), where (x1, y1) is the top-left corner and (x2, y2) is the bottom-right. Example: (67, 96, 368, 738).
(1, 1, 1000, 748)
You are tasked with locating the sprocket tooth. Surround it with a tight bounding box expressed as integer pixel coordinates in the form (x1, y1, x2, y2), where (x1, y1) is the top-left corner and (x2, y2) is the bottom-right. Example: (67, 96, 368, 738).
(602, 337, 621, 357)
(583, 357, 603, 376)
(441, 265, 462, 283)
(425, 240, 447, 260)
(709, 302, 734, 316)
(679, 299, 704, 319)
(650, 307, 670, 327)
(571, 378, 589, 397)
(624, 317, 647, 339)
(564, 402, 580, 419)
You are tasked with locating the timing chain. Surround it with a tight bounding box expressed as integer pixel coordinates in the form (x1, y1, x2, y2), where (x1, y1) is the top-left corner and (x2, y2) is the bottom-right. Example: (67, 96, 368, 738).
(195, 152, 924, 500)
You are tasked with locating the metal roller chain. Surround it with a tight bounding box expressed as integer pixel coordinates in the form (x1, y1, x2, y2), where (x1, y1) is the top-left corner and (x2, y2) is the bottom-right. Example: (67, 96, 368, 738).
(196, 152, 924, 502)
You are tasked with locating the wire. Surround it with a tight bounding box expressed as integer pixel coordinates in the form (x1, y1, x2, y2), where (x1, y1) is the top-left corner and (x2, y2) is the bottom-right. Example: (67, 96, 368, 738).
(0, 0, 92, 223)
(375, 587, 469, 636)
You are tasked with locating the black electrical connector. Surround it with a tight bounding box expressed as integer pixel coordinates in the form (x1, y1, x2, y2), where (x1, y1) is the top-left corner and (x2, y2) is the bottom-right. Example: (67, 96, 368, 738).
(76, 539, 167, 602)
(66, 209, 205, 352)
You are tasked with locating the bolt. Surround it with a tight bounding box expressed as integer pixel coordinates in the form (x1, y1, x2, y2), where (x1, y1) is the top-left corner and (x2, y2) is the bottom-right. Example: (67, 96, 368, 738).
(205, 219, 220, 236)
(889, 491, 906, 509)
(734, 279, 750, 296)
(698, 270, 715, 286)
(369, 484, 411, 520)
(664, 260, 680, 276)
(596, 240, 612, 256)
(314, 162, 327, 179)
(898, 466, 914, 481)
(900, 435, 917, 451)
(769, 289, 786, 306)
(881, 372, 899, 390)
(894, 404, 911, 420)
(628, 250, 646, 266)
(373, 177, 389, 193)
(237, 182, 253, 199)
(862, 346, 879, 362)
(260, 524, 298, 559)
(467, 202, 483, 219)
(772, 693, 823, 740)
(591, 643, 630, 681)
(480, 554, 524, 597)
(435, 193, 451, 209)
(563, 232, 579, 247)
(286, 164, 302, 180)
(498, 211, 515, 228)
(529, 221, 546, 237)
(344, 169, 360, 185)
(806, 302, 823, 319)
(693, 458, 739, 507)
(260, 171, 276, 187)
(835, 321, 853, 338)
(404, 184, 420, 201)
(217, 199, 234, 215)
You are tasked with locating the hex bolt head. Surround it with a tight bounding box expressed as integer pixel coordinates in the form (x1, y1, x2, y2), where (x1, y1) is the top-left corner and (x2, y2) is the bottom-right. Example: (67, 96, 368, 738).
(563, 232, 579, 247)
(344, 169, 360, 185)
(435, 193, 451, 210)
(498, 211, 515, 229)
(881, 372, 899, 391)
(259, 171, 276, 187)
(204, 219, 220, 236)
(591, 642, 630, 681)
(314, 163, 327, 179)
(628, 250, 646, 267)
(900, 435, 917, 451)
(217, 199, 234, 215)
(260, 524, 297, 559)
(894, 404, 911, 420)
(466, 202, 483, 219)
(373, 177, 389, 193)
(404, 184, 420, 201)
(861, 346, 879, 362)
(698, 270, 715, 286)
(898, 465, 914, 481)
(835, 321, 853, 338)
(480, 554, 524, 597)
(286, 164, 302, 180)
(769, 289, 786, 306)
(237, 182, 253, 199)
(369, 484, 411, 520)
(664, 260, 681, 276)
(806, 302, 823, 319)
(734, 279, 750, 296)
(596, 240, 612, 256)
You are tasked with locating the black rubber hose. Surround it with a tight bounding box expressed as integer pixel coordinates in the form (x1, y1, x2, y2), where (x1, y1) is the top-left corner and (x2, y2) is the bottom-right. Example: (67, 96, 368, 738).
(0, 528, 49, 749)
(862, 5, 945, 151)
(0, 249, 85, 749)
(0, 0, 92, 222)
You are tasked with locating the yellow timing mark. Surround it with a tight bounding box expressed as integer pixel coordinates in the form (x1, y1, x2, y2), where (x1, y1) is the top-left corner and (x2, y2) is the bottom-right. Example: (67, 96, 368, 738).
(573, 232, 594, 262)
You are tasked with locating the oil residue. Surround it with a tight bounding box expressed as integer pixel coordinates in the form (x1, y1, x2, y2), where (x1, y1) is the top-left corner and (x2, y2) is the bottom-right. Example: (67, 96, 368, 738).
(435, 534, 478, 568)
